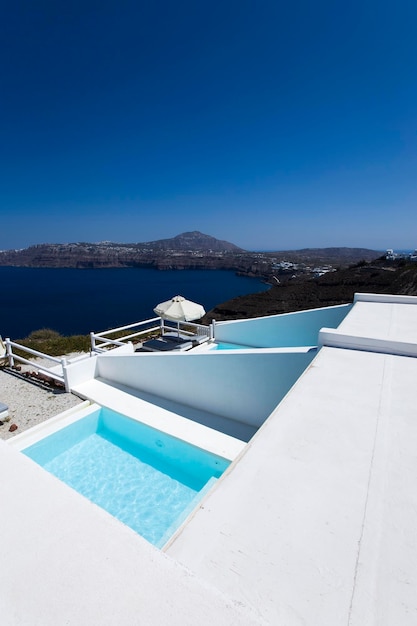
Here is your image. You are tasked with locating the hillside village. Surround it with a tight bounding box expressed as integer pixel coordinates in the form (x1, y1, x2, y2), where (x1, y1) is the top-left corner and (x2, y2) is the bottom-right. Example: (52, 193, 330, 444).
(0, 231, 382, 284)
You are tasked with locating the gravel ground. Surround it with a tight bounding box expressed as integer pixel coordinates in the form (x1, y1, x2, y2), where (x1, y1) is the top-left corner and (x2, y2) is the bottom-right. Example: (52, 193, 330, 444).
(0, 354, 85, 440)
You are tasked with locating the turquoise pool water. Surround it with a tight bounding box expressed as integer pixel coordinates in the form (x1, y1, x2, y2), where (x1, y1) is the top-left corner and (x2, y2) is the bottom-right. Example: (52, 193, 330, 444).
(213, 341, 253, 350)
(23, 407, 229, 547)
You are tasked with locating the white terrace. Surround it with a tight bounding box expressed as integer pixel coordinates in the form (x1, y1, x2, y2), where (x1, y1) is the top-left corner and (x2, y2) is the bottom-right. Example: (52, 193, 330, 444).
(2, 301, 351, 388)
(2, 293, 417, 624)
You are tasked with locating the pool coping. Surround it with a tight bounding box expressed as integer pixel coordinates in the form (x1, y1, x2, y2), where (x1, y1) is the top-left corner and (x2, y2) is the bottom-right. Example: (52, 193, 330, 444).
(71, 378, 247, 461)
(8, 400, 93, 451)
(9, 387, 246, 463)
(0, 438, 258, 625)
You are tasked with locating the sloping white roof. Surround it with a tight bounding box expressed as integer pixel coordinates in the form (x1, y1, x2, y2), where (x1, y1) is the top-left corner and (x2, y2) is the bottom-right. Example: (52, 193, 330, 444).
(2, 293, 417, 624)
(166, 293, 417, 624)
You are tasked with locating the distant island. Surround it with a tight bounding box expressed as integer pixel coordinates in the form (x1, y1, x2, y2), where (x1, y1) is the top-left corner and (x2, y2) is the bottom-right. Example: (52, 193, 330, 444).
(0, 231, 382, 284)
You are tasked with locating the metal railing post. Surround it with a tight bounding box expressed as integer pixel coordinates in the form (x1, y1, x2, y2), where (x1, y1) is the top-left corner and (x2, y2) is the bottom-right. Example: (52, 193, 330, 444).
(90, 332, 96, 352)
(5, 338, 14, 367)
(61, 357, 70, 392)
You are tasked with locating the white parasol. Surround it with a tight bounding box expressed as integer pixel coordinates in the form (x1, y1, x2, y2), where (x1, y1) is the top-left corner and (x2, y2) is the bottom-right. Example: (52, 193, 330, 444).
(154, 295, 205, 322)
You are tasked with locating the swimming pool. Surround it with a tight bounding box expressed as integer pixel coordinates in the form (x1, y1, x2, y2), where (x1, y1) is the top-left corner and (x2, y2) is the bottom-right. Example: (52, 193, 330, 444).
(212, 341, 253, 350)
(22, 406, 230, 548)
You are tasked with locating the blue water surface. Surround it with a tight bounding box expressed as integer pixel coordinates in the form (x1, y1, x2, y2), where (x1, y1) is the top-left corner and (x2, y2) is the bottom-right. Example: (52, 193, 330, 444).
(213, 342, 253, 350)
(0, 267, 269, 337)
(23, 407, 230, 546)
(44, 433, 199, 546)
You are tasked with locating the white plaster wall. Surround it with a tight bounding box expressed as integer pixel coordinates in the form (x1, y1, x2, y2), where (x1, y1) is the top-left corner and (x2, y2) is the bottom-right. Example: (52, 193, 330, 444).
(96, 351, 315, 427)
(100, 343, 135, 356)
(66, 354, 99, 388)
(319, 328, 417, 357)
(66, 344, 133, 389)
(354, 293, 417, 304)
(213, 303, 351, 347)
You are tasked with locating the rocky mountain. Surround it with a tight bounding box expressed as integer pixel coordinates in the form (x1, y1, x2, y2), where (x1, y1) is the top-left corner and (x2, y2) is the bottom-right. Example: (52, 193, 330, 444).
(202, 258, 417, 322)
(0, 231, 381, 278)
(264, 247, 382, 265)
(139, 231, 243, 252)
(0, 232, 245, 270)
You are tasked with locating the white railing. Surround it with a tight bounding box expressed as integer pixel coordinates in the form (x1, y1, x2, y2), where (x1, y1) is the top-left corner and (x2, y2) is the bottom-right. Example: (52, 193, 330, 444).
(4, 338, 69, 391)
(90, 317, 212, 352)
(90, 317, 162, 352)
(161, 319, 212, 339)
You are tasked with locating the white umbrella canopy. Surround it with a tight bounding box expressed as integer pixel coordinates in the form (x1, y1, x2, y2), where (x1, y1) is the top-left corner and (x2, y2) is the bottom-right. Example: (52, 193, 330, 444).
(154, 295, 206, 322)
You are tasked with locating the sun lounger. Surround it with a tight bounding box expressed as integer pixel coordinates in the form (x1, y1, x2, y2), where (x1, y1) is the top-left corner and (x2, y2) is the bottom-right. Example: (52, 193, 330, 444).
(162, 332, 192, 342)
(163, 332, 209, 346)
(163, 335, 192, 345)
(190, 334, 209, 346)
(136, 338, 193, 353)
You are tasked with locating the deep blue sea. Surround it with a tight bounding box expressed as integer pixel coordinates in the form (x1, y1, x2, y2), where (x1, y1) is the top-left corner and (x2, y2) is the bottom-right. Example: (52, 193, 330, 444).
(0, 267, 270, 338)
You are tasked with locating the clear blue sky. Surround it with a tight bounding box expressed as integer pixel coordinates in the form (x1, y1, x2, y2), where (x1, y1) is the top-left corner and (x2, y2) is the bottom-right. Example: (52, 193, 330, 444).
(1, 0, 416, 251)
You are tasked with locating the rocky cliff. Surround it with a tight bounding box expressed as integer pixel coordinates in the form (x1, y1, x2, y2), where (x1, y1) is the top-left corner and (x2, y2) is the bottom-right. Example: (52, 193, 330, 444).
(0, 232, 381, 280)
(202, 259, 417, 322)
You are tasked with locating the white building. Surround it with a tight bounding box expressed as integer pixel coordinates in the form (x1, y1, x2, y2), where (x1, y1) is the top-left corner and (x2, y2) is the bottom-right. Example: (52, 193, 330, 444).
(1, 293, 417, 624)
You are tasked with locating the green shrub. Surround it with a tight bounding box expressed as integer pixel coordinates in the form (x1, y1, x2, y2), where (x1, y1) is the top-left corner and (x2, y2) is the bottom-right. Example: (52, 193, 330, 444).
(27, 328, 62, 341)
(15, 330, 91, 357)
